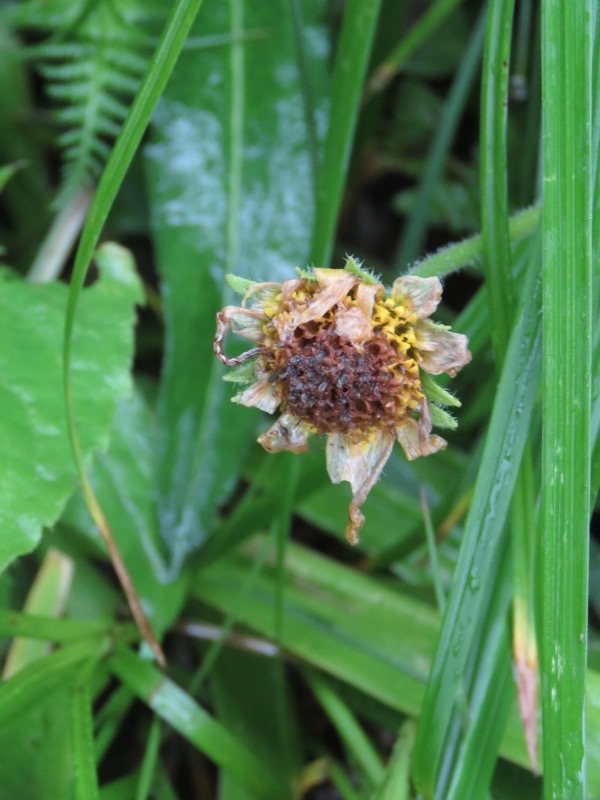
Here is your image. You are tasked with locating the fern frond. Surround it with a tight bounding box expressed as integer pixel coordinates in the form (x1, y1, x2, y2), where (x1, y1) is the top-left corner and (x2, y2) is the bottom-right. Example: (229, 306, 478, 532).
(10, 0, 167, 207)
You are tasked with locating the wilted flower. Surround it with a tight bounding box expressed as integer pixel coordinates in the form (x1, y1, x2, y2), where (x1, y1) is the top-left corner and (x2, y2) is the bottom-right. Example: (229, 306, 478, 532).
(214, 257, 471, 544)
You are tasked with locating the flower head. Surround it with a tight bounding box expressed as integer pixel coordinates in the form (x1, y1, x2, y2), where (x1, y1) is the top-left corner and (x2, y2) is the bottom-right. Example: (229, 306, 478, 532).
(214, 258, 471, 544)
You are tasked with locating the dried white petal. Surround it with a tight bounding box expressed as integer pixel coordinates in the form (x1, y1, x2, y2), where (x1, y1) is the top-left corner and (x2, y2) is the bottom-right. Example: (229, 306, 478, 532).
(392, 275, 442, 318)
(326, 429, 394, 543)
(258, 412, 312, 453)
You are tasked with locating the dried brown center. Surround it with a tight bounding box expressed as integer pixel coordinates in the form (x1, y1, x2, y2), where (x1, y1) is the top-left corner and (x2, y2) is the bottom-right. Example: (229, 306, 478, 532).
(270, 327, 417, 434)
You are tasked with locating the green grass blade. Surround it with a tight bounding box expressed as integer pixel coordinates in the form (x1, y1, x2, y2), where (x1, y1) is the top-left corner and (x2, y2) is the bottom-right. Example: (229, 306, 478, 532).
(480, 0, 541, 774)
(109, 648, 281, 799)
(310, 0, 383, 265)
(135, 715, 161, 800)
(70, 673, 100, 800)
(412, 253, 541, 795)
(480, 0, 516, 358)
(0, 610, 134, 645)
(303, 669, 385, 789)
(396, 6, 486, 269)
(540, 3, 593, 798)
(62, 0, 203, 501)
(442, 554, 513, 799)
(196, 536, 600, 792)
(370, 721, 416, 800)
(366, 0, 464, 99)
(0, 642, 98, 729)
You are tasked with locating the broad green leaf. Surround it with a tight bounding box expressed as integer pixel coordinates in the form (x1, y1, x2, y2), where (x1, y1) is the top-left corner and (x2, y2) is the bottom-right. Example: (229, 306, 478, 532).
(144, 0, 328, 573)
(0, 243, 142, 571)
(198, 537, 439, 717)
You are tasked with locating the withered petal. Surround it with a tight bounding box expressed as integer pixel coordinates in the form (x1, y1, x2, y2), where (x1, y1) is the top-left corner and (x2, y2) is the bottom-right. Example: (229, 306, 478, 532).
(280, 277, 305, 301)
(313, 267, 352, 288)
(415, 321, 472, 377)
(334, 282, 382, 344)
(242, 282, 281, 310)
(395, 416, 447, 461)
(232, 380, 281, 413)
(258, 412, 312, 454)
(355, 281, 382, 317)
(334, 306, 373, 343)
(219, 305, 266, 342)
(392, 275, 442, 318)
(274, 271, 357, 342)
(326, 429, 395, 544)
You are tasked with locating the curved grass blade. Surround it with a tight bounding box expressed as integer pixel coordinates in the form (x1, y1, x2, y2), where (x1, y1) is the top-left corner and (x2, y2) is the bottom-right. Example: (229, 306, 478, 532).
(2, 548, 73, 677)
(134, 714, 161, 800)
(0, 641, 99, 729)
(62, 0, 204, 666)
(370, 720, 416, 800)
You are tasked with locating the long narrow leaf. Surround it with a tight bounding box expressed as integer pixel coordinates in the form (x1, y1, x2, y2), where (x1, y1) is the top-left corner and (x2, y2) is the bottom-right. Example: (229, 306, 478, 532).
(70, 673, 100, 800)
(540, 3, 593, 798)
(109, 648, 281, 799)
(310, 0, 383, 265)
(412, 250, 541, 795)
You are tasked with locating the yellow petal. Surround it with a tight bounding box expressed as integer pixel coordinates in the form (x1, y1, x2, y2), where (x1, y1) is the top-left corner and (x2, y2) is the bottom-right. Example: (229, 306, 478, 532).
(391, 275, 442, 318)
(258, 412, 312, 454)
(326, 429, 394, 544)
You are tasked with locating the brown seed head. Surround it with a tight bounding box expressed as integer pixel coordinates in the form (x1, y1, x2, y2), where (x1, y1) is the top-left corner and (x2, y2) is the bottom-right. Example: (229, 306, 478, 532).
(265, 323, 422, 435)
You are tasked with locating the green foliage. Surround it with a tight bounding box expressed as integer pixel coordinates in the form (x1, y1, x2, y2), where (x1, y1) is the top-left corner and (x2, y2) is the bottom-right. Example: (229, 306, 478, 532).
(0, 244, 142, 571)
(0, 1, 597, 798)
(10, 0, 166, 205)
